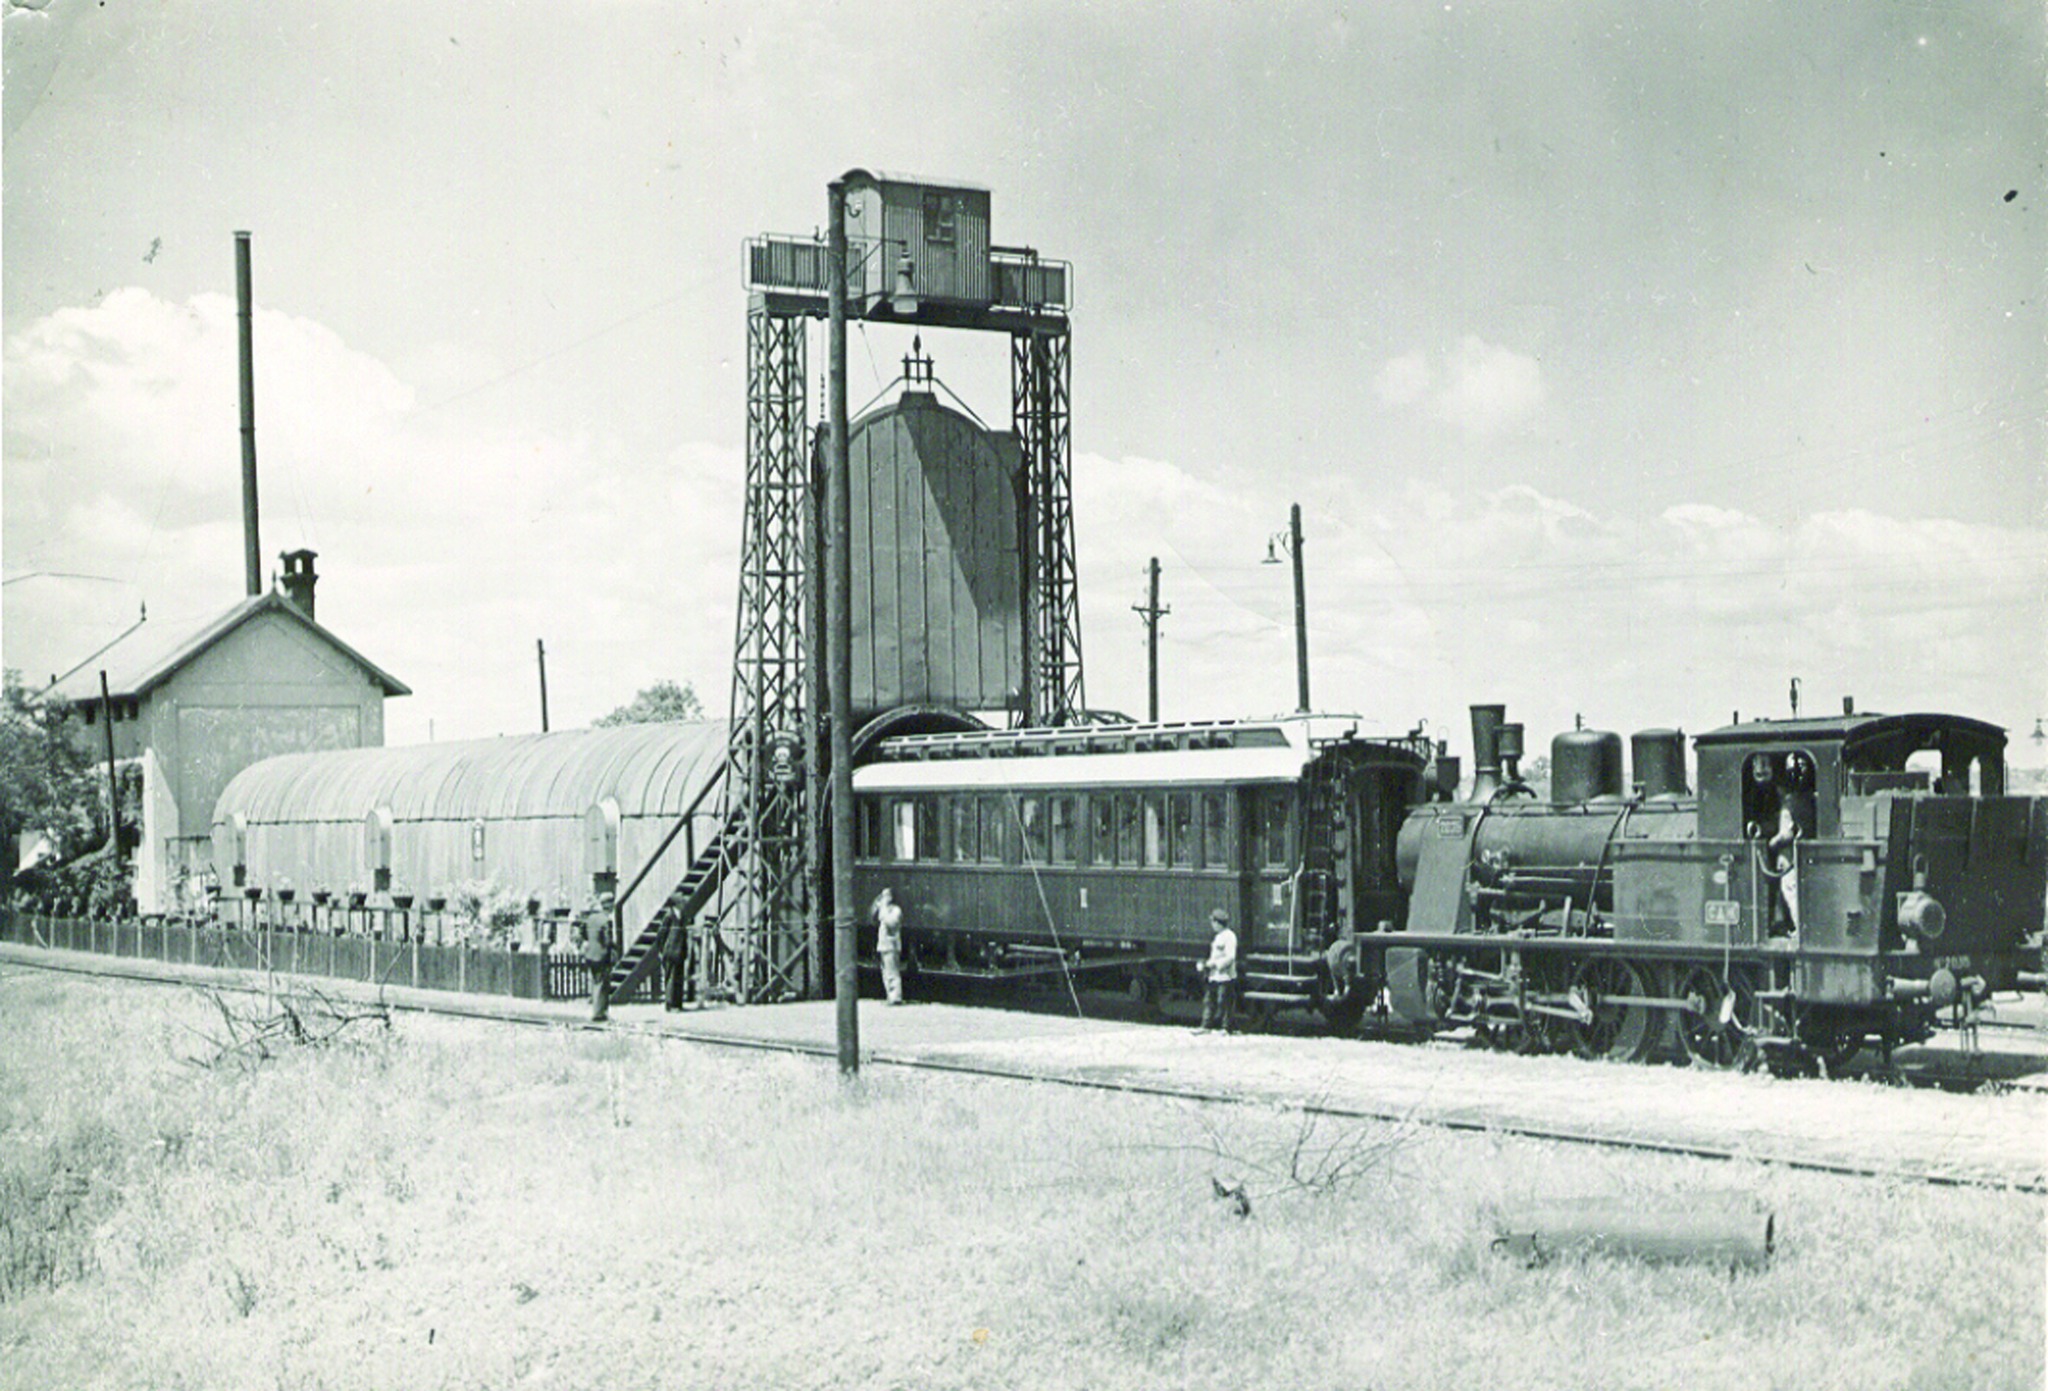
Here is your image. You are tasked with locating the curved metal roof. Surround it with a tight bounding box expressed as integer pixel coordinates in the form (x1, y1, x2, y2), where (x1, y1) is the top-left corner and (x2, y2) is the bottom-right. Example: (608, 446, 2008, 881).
(214, 722, 731, 826)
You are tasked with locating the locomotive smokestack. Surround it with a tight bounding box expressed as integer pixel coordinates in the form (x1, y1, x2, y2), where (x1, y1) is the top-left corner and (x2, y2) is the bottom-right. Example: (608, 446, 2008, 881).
(236, 230, 261, 598)
(1498, 722, 1526, 784)
(1470, 704, 1506, 802)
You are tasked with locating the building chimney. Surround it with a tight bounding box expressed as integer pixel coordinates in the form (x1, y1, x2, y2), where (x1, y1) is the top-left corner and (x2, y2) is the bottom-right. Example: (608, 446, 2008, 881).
(279, 549, 317, 622)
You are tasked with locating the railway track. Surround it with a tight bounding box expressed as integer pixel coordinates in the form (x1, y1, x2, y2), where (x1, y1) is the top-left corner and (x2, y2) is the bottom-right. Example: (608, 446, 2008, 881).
(5, 944, 2042, 1195)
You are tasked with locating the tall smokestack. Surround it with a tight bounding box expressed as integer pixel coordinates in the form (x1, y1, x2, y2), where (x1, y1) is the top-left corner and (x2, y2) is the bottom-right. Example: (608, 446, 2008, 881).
(236, 230, 261, 597)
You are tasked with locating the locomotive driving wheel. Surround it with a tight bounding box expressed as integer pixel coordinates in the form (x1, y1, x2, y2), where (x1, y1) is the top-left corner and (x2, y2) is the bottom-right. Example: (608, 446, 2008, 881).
(1565, 956, 1654, 1062)
(1668, 963, 1758, 1070)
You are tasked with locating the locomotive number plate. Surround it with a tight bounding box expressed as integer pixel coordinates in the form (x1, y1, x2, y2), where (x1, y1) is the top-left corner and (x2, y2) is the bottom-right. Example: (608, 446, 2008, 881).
(1704, 900, 1740, 927)
(1436, 815, 1468, 837)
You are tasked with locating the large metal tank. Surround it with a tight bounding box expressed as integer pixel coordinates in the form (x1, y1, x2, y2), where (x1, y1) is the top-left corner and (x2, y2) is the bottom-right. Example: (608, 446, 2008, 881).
(849, 391, 1025, 720)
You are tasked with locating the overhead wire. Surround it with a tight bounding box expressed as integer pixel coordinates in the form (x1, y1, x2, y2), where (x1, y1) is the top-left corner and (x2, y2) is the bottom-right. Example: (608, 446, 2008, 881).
(416, 263, 727, 414)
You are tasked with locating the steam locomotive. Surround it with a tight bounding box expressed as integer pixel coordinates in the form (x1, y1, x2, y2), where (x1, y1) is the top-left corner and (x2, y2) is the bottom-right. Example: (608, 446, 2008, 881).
(849, 703, 2047, 1071)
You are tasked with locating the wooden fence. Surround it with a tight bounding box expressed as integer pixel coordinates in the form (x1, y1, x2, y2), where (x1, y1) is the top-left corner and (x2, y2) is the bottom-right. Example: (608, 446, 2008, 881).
(0, 906, 643, 1003)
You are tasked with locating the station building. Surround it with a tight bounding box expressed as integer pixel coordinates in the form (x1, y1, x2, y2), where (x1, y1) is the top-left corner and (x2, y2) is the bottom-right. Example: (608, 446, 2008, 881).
(33, 551, 409, 913)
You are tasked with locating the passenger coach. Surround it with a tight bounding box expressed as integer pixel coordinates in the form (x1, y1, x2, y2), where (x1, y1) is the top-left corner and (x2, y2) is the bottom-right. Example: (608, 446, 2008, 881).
(849, 715, 1432, 1018)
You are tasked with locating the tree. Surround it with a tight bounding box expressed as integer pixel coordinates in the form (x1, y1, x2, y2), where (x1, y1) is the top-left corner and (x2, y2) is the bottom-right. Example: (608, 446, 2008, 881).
(0, 669, 99, 865)
(594, 680, 705, 727)
(1, 669, 134, 912)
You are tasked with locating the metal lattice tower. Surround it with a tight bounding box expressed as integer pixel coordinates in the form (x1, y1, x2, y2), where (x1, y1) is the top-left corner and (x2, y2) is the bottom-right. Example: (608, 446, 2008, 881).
(705, 305, 812, 1002)
(1013, 327, 1083, 725)
(719, 175, 1079, 1000)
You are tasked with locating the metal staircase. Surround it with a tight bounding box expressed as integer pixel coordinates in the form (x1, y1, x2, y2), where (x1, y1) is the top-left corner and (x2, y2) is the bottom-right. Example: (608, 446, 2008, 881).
(607, 808, 749, 1001)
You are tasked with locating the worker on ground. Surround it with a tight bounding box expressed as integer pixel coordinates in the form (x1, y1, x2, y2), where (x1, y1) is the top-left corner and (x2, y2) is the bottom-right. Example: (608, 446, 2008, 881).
(583, 891, 617, 1022)
(873, 887, 905, 1005)
(659, 910, 690, 1012)
(1199, 908, 1238, 1034)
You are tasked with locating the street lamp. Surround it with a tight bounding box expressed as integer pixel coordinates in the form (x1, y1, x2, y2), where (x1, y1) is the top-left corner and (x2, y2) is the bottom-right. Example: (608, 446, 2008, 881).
(1263, 502, 1310, 713)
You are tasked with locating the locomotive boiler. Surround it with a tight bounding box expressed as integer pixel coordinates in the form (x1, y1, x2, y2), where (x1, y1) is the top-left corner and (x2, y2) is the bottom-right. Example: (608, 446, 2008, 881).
(1373, 703, 2048, 1071)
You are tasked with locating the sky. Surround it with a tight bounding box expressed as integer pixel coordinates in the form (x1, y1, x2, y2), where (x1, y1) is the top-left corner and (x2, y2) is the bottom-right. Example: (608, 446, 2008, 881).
(4, 0, 2045, 771)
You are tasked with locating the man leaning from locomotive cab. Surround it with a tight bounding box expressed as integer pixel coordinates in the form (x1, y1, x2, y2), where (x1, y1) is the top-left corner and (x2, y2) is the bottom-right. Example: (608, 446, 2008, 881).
(1768, 754, 1816, 936)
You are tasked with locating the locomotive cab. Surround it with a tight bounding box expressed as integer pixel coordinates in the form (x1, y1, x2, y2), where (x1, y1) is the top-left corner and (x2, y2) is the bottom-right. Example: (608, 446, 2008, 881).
(1684, 712, 2045, 1051)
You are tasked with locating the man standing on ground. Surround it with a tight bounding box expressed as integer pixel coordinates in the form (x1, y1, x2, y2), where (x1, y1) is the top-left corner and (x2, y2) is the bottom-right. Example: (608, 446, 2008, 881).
(659, 910, 690, 1012)
(873, 887, 905, 1005)
(583, 891, 617, 1022)
(1200, 908, 1237, 1034)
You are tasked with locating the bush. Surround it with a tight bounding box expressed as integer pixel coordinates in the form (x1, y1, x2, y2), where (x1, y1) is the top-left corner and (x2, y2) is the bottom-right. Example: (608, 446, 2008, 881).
(449, 879, 530, 949)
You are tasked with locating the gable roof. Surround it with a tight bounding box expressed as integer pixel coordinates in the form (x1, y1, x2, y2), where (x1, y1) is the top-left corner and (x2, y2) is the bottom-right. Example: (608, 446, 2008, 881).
(35, 591, 410, 705)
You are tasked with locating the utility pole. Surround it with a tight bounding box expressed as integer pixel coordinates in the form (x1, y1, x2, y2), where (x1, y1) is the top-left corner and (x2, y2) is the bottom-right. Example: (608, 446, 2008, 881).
(827, 174, 859, 1077)
(1289, 503, 1309, 713)
(536, 640, 550, 732)
(99, 672, 120, 862)
(1132, 558, 1169, 722)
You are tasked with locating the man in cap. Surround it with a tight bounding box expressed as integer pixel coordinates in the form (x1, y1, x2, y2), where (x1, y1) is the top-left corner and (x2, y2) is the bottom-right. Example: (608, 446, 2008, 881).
(582, 890, 617, 1022)
(1199, 907, 1238, 1034)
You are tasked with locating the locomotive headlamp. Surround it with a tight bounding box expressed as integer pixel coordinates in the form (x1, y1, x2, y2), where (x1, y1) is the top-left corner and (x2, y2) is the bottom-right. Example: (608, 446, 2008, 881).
(1898, 853, 1946, 941)
(1897, 890, 1946, 941)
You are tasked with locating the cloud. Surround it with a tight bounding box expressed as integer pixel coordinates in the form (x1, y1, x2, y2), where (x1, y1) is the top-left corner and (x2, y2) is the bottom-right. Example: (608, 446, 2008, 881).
(7, 289, 2039, 765)
(1373, 336, 1546, 436)
(3, 290, 743, 742)
(1372, 350, 1431, 406)
(1072, 452, 2045, 746)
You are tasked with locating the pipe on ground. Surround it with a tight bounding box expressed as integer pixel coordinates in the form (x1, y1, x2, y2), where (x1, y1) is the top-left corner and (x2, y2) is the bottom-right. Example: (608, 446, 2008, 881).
(1489, 1192, 1774, 1269)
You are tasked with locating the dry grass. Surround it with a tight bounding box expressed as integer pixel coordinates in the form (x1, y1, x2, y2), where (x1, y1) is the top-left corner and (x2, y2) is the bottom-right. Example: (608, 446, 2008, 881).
(0, 968, 2041, 1391)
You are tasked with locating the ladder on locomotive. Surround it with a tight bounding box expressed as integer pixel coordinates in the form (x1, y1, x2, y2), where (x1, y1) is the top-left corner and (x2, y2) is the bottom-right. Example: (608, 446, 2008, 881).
(1240, 762, 1352, 1011)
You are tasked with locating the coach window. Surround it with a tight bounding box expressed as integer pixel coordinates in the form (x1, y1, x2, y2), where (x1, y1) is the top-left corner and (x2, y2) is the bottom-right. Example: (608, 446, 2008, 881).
(1254, 788, 1291, 868)
(857, 800, 881, 859)
(1200, 790, 1229, 870)
(952, 798, 977, 862)
(1091, 796, 1116, 866)
(893, 800, 919, 861)
(916, 799, 941, 862)
(1050, 796, 1076, 865)
(1142, 793, 1167, 868)
(1116, 793, 1142, 866)
(979, 797, 1006, 863)
(1018, 795, 1048, 865)
(1169, 793, 1195, 868)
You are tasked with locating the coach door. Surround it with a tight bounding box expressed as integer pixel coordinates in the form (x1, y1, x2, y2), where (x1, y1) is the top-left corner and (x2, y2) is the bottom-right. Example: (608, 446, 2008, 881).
(1242, 784, 1296, 954)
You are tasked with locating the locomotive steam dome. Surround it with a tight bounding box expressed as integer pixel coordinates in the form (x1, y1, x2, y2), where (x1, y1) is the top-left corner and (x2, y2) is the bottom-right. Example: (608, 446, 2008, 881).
(1551, 729, 1624, 804)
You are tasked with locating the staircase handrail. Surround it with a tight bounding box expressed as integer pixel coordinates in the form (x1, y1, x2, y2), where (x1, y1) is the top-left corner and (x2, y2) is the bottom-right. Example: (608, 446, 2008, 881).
(615, 760, 730, 925)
